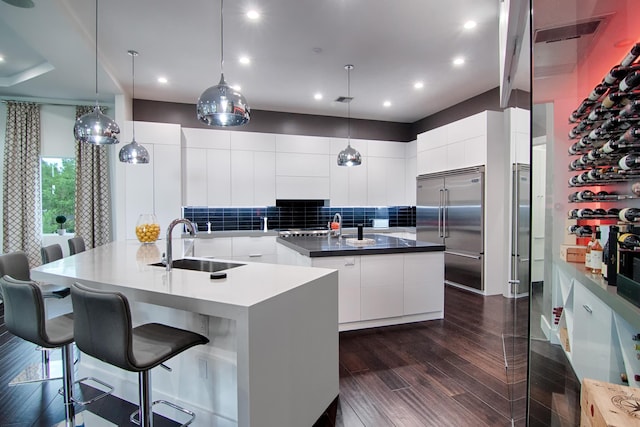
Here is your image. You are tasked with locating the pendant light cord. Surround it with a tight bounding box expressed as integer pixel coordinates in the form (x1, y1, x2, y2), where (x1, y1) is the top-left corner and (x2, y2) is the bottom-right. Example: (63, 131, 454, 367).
(347, 65, 352, 147)
(220, 0, 224, 75)
(94, 0, 99, 105)
(130, 50, 137, 141)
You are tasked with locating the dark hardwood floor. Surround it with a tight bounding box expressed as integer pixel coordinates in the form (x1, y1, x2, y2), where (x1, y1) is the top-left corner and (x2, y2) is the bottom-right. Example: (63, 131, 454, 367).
(1, 285, 578, 426)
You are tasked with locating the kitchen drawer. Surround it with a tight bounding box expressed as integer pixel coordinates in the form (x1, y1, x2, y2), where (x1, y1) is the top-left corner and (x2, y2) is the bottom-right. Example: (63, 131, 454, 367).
(232, 236, 277, 257)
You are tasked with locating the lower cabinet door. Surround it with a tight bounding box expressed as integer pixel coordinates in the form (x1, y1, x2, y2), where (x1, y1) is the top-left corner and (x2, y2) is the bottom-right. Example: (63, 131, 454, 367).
(572, 283, 613, 382)
(360, 254, 404, 320)
(313, 257, 361, 323)
(404, 252, 444, 315)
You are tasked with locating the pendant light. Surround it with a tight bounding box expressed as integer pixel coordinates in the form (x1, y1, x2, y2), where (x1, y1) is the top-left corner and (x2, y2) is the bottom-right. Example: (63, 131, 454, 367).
(337, 65, 362, 167)
(196, 0, 250, 127)
(73, 0, 120, 145)
(119, 50, 150, 164)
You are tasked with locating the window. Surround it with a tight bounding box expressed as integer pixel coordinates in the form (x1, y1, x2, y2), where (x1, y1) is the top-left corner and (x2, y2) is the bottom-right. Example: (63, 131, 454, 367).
(41, 157, 76, 234)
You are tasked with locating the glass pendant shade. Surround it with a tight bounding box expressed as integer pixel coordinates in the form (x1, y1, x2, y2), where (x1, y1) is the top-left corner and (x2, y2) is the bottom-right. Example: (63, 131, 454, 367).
(119, 50, 149, 164)
(196, 0, 250, 127)
(119, 139, 149, 164)
(197, 74, 250, 126)
(74, 106, 120, 145)
(337, 143, 362, 166)
(337, 64, 361, 167)
(74, 0, 120, 145)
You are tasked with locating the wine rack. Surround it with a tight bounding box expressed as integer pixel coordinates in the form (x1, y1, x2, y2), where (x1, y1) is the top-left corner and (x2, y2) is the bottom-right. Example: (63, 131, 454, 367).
(567, 43, 640, 235)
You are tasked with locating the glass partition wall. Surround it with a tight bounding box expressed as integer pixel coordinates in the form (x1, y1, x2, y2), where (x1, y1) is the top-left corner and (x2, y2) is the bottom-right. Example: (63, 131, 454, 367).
(530, 0, 640, 425)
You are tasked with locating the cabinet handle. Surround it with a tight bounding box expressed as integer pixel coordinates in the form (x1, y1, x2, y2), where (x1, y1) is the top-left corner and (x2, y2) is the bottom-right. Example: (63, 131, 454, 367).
(583, 304, 593, 314)
(249, 254, 263, 258)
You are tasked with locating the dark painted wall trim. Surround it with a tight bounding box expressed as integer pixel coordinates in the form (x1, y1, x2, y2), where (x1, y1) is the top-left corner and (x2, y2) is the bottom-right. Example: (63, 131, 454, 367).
(411, 87, 531, 135)
(133, 87, 530, 143)
(134, 99, 414, 142)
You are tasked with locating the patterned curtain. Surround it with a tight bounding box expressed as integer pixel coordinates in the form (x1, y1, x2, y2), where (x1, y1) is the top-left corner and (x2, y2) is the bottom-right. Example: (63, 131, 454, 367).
(74, 106, 112, 248)
(3, 102, 42, 267)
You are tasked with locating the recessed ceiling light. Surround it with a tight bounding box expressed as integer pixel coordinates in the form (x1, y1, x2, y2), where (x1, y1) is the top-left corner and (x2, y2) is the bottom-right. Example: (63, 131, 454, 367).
(246, 10, 260, 20)
(0, 55, 5, 62)
(239, 56, 251, 65)
(314, 93, 323, 100)
(453, 57, 465, 66)
(414, 81, 424, 90)
(231, 85, 242, 91)
(157, 77, 168, 84)
(464, 20, 477, 30)
(383, 100, 391, 107)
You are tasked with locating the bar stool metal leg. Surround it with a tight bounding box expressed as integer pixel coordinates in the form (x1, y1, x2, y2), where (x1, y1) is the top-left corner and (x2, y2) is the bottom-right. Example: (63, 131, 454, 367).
(139, 371, 153, 427)
(61, 343, 76, 426)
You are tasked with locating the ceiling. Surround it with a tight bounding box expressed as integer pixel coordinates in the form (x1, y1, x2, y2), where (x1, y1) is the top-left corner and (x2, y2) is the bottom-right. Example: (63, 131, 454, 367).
(0, 0, 528, 124)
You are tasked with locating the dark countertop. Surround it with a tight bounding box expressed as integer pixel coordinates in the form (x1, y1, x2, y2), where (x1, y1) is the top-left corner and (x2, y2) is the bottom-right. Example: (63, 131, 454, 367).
(276, 233, 444, 257)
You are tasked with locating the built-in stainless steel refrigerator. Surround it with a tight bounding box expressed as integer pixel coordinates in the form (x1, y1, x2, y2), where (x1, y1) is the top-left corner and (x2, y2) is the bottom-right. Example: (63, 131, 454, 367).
(417, 166, 484, 291)
(511, 164, 530, 297)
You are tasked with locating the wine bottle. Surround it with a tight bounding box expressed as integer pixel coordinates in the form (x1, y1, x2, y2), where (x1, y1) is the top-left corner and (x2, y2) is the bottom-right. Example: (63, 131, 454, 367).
(620, 43, 640, 67)
(607, 225, 619, 285)
(619, 71, 640, 92)
(619, 154, 640, 170)
(587, 107, 619, 122)
(618, 233, 640, 249)
(593, 208, 607, 216)
(601, 90, 640, 109)
(608, 208, 621, 216)
(576, 208, 595, 218)
(568, 209, 579, 219)
(569, 121, 595, 139)
(585, 234, 594, 269)
(576, 171, 591, 183)
(569, 99, 597, 122)
(619, 207, 640, 222)
(619, 100, 640, 119)
(576, 190, 596, 201)
(596, 190, 610, 200)
(620, 127, 640, 143)
(587, 84, 610, 100)
(568, 225, 593, 236)
(568, 142, 585, 155)
(591, 230, 603, 274)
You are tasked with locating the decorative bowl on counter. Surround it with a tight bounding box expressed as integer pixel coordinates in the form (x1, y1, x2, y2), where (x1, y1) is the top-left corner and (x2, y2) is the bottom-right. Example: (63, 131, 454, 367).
(135, 214, 161, 243)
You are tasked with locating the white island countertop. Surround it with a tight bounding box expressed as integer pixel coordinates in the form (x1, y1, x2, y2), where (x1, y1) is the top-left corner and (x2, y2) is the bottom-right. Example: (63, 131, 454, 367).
(32, 240, 339, 427)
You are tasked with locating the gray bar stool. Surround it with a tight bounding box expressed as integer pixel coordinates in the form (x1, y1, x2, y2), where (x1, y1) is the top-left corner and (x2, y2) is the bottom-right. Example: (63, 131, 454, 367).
(0, 251, 70, 386)
(71, 282, 209, 427)
(0, 275, 76, 423)
(68, 237, 86, 255)
(42, 243, 64, 264)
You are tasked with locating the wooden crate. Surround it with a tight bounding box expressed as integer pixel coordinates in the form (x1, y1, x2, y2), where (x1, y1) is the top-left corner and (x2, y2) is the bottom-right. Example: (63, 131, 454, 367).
(581, 378, 640, 427)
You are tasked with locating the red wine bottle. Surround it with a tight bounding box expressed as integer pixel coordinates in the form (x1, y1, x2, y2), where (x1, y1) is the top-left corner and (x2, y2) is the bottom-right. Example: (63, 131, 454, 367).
(620, 43, 640, 67)
(569, 99, 597, 122)
(619, 100, 640, 119)
(619, 207, 640, 223)
(601, 90, 640, 109)
(620, 127, 640, 143)
(576, 208, 595, 218)
(620, 71, 640, 92)
(603, 64, 640, 86)
(618, 233, 640, 249)
(619, 154, 640, 170)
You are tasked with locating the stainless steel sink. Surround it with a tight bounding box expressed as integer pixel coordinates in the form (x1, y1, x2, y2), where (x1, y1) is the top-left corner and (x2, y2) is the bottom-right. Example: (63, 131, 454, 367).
(150, 259, 245, 272)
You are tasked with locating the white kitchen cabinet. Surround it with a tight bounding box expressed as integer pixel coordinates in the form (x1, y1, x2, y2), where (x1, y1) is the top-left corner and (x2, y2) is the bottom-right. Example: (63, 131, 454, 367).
(190, 238, 233, 259)
(366, 157, 405, 206)
(231, 236, 278, 264)
(254, 151, 276, 206)
(416, 111, 489, 175)
(183, 147, 207, 206)
(116, 121, 182, 241)
(312, 256, 361, 323)
(572, 284, 614, 382)
(231, 150, 255, 206)
(329, 138, 369, 206)
(207, 149, 232, 205)
(360, 254, 404, 320)
(404, 252, 444, 315)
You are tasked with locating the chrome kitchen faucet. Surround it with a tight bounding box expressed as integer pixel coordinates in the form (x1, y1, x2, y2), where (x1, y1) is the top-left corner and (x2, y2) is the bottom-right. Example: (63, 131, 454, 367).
(164, 218, 196, 271)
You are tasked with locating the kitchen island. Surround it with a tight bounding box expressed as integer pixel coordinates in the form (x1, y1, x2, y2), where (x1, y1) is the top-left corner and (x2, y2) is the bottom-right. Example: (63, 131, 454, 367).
(31, 240, 339, 427)
(276, 233, 445, 331)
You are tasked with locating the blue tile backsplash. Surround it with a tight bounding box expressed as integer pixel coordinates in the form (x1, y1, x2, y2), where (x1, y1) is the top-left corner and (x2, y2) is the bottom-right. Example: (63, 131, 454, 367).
(182, 204, 416, 232)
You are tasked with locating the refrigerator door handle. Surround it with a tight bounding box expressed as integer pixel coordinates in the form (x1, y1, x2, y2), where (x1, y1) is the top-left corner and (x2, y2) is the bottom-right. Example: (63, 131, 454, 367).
(439, 188, 444, 238)
(445, 251, 482, 260)
(443, 188, 449, 238)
